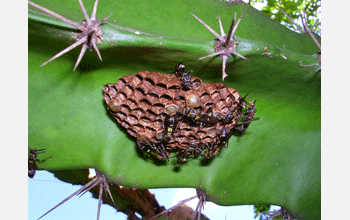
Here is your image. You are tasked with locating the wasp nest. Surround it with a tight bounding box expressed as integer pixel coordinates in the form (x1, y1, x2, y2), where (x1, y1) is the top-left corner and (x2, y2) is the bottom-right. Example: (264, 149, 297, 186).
(103, 64, 257, 163)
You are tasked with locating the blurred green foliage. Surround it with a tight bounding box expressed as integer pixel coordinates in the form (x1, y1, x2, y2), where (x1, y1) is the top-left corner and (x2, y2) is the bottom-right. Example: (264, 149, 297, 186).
(249, 0, 321, 34)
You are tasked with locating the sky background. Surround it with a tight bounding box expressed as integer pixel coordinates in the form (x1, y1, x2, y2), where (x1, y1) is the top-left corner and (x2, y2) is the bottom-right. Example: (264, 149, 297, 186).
(28, 170, 280, 220)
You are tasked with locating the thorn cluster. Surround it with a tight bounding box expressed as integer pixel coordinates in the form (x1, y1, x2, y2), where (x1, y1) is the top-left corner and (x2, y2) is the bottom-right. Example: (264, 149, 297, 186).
(263, 207, 294, 220)
(38, 169, 116, 220)
(278, 6, 321, 72)
(192, 189, 207, 220)
(28, 0, 112, 71)
(191, 12, 248, 81)
(148, 189, 208, 220)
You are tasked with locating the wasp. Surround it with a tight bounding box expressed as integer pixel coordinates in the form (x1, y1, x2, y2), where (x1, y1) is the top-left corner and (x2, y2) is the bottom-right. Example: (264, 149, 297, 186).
(28, 147, 52, 178)
(217, 127, 231, 149)
(139, 107, 179, 161)
(202, 142, 224, 159)
(154, 144, 171, 160)
(239, 93, 249, 109)
(211, 102, 241, 125)
(212, 112, 235, 124)
(234, 96, 259, 131)
(202, 142, 219, 159)
(163, 114, 179, 142)
(175, 63, 193, 89)
(182, 107, 214, 127)
(198, 111, 236, 126)
(176, 144, 204, 164)
(160, 105, 182, 142)
(181, 106, 232, 127)
(179, 106, 213, 126)
(136, 135, 171, 160)
(201, 127, 232, 159)
(137, 135, 156, 156)
(182, 107, 200, 121)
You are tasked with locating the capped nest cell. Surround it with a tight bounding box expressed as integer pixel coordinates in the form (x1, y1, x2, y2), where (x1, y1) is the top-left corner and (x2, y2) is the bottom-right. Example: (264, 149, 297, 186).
(103, 64, 257, 163)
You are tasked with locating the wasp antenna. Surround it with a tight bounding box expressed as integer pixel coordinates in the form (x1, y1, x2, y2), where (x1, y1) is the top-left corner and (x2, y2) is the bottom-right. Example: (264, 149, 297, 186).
(242, 93, 249, 100)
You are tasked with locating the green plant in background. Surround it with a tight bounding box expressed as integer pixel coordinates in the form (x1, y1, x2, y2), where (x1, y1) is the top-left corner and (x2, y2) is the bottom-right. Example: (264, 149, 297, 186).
(254, 204, 271, 220)
(248, 0, 321, 34)
(28, 0, 320, 219)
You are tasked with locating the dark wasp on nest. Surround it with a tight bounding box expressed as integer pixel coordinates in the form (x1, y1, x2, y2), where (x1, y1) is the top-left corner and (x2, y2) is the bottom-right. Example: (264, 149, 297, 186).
(180, 106, 240, 128)
(174, 63, 193, 90)
(137, 135, 171, 161)
(176, 143, 204, 164)
(103, 63, 258, 164)
(234, 94, 259, 131)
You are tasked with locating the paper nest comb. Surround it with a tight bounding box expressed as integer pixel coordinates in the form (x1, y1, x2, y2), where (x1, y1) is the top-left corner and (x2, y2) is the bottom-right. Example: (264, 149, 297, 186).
(103, 65, 256, 163)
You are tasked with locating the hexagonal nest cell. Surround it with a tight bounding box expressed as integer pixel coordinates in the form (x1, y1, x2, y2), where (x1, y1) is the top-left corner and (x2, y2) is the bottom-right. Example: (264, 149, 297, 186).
(104, 65, 257, 163)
